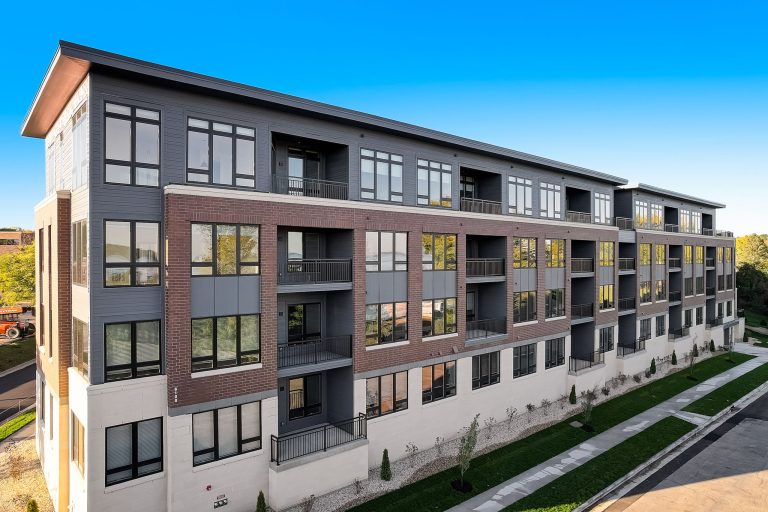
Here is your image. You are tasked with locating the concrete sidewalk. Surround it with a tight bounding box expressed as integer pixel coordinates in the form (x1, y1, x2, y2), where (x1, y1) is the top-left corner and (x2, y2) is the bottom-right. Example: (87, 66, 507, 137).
(448, 345, 768, 512)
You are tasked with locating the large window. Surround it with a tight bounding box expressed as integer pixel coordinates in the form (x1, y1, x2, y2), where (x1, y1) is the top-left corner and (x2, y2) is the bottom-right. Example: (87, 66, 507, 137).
(417, 159, 452, 208)
(513, 291, 537, 323)
(422, 298, 457, 337)
(191, 315, 260, 372)
(105, 103, 160, 186)
(72, 318, 89, 378)
(594, 192, 611, 224)
(105, 418, 162, 486)
(650, 203, 663, 230)
(655, 279, 666, 301)
(366, 371, 408, 417)
(360, 149, 403, 202)
(104, 221, 160, 287)
(695, 246, 704, 264)
(191, 224, 260, 276)
(684, 277, 694, 297)
(640, 318, 651, 340)
(725, 247, 732, 264)
(599, 327, 614, 353)
(72, 103, 88, 190)
(696, 276, 704, 295)
(193, 402, 261, 466)
(366, 231, 407, 271)
(545, 239, 565, 267)
(599, 284, 614, 310)
(545, 289, 565, 318)
(655, 244, 666, 265)
(684, 309, 693, 328)
(105, 321, 161, 382)
(600, 241, 614, 267)
(72, 413, 85, 475)
(513, 343, 537, 377)
(696, 306, 704, 325)
(508, 176, 533, 215)
(366, 302, 408, 346)
(639, 243, 651, 266)
(640, 281, 652, 304)
(656, 315, 666, 336)
(472, 352, 500, 389)
(684, 245, 693, 265)
(422, 233, 457, 270)
(540, 182, 562, 219)
(717, 247, 724, 263)
(545, 338, 565, 369)
(422, 361, 456, 403)
(513, 238, 537, 268)
(634, 200, 648, 228)
(289, 375, 322, 419)
(187, 118, 255, 187)
(72, 220, 88, 286)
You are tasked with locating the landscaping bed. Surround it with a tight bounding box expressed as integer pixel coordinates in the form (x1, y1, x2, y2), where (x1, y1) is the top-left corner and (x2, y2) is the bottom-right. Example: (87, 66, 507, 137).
(0, 439, 53, 512)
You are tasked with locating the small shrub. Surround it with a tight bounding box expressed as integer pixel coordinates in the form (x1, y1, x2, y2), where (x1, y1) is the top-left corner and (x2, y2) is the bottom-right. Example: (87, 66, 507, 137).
(26, 500, 39, 512)
(559, 394, 569, 409)
(569, 385, 577, 404)
(256, 491, 267, 512)
(672, 350, 678, 365)
(300, 495, 316, 512)
(645, 369, 652, 378)
(610, 377, 620, 390)
(580, 388, 598, 429)
(435, 436, 445, 457)
(505, 407, 517, 428)
(693, 344, 699, 357)
(405, 442, 419, 467)
(525, 403, 535, 422)
(380, 449, 392, 481)
(353, 478, 364, 495)
(601, 386, 610, 396)
(456, 414, 480, 490)
(633, 374, 642, 383)
(650, 359, 657, 375)
(540, 398, 551, 413)
(483, 417, 496, 440)
(710, 340, 716, 352)
(618, 373, 628, 384)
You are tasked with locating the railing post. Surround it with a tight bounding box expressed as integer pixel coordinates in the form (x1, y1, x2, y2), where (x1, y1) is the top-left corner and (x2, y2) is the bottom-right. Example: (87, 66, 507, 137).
(323, 424, 327, 452)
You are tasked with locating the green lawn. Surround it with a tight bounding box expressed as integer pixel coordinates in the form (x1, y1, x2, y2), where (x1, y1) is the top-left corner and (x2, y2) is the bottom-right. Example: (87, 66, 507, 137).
(503, 417, 695, 512)
(683, 363, 768, 416)
(348, 352, 752, 512)
(745, 309, 768, 328)
(0, 410, 36, 442)
(0, 335, 36, 373)
(745, 329, 768, 347)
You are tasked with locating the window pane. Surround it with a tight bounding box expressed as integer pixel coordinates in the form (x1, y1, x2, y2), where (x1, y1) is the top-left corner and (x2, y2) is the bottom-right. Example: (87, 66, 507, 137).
(217, 406, 239, 458)
(105, 324, 131, 379)
(105, 221, 131, 263)
(381, 303, 394, 343)
(106, 103, 131, 116)
(137, 418, 162, 475)
(212, 135, 233, 185)
(376, 161, 389, 200)
(381, 374, 394, 414)
(106, 424, 132, 483)
(365, 305, 379, 346)
(365, 232, 379, 271)
(192, 318, 213, 370)
(240, 402, 261, 450)
(105, 268, 131, 287)
(193, 411, 215, 465)
(136, 122, 159, 165)
(434, 235, 445, 269)
(380, 232, 394, 271)
(422, 301, 433, 337)
(191, 224, 213, 266)
(216, 225, 237, 275)
(239, 225, 259, 265)
(135, 223, 159, 263)
(395, 371, 407, 409)
(433, 299, 445, 335)
(216, 317, 237, 368)
(366, 378, 379, 417)
(106, 117, 131, 161)
(236, 138, 255, 176)
(135, 267, 160, 286)
(135, 167, 159, 187)
(361, 158, 374, 190)
(136, 321, 160, 364)
(395, 233, 407, 270)
(240, 315, 260, 363)
(391, 164, 402, 194)
(106, 164, 131, 184)
(188, 131, 209, 171)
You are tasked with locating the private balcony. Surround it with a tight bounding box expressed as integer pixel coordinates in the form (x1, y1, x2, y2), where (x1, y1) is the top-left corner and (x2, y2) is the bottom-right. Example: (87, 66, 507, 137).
(618, 297, 636, 313)
(669, 258, 682, 270)
(466, 258, 505, 278)
(668, 290, 682, 303)
(615, 217, 633, 230)
(571, 303, 595, 321)
(278, 259, 352, 286)
(459, 167, 503, 215)
(619, 258, 635, 272)
(270, 414, 367, 465)
(460, 197, 502, 215)
(571, 258, 594, 274)
(669, 327, 690, 340)
(272, 175, 348, 201)
(665, 223, 679, 233)
(466, 317, 507, 341)
(566, 210, 592, 224)
(617, 339, 646, 357)
(569, 350, 605, 374)
(277, 336, 353, 370)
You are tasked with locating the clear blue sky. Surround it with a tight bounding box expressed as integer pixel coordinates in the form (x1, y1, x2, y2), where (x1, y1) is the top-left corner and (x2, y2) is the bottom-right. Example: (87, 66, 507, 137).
(2, 1, 767, 234)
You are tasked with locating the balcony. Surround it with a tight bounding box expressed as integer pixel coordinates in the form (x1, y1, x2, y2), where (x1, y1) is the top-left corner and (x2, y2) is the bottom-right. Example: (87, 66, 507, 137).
(702, 228, 714, 236)
(715, 230, 734, 238)
(566, 210, 592, 224)
(466, 258, 505, 278)
(706, 257, 715, 267)
(669, 290, 682, 303)
(665, 224, 679, 233)
(615, 217, 633, 230)
(619, 258, 635, 271)
(617, 339, 646, 357)
(706, 286, 715, 297)
(706, 316, 723, 329)
(466, 317, 506, 340)
(571, 258, 594, 274)
(272, 175, 348, 200)
(277, 336, 352, 369)
(569, 351, 605, 373)
(571, 303, 594, 320)
(669, 258, 681, 270)
(669, 327, 690, 340)
(278, 259, 352, 285)
(618, 297, 636, 312)
(460, 197, 502, 215)
(270, 414, 367, 465)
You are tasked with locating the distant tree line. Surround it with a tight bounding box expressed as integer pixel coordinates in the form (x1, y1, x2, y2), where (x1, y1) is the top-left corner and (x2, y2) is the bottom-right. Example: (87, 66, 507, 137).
(736, 234, 768, 314)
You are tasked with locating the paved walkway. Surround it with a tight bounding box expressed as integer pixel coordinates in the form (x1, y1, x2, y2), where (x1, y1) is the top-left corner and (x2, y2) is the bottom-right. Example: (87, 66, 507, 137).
(746, 325, 768, 336)
(448, 344, 768, 512)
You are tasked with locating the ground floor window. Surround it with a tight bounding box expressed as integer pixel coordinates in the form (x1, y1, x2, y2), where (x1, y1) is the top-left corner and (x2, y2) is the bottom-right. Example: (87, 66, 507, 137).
(366, 371, 408, 417)
(105, 417, 162, 486)
(472, 352, 500, 389)
(288, 374, 322, 420)
(193, 401, 261, 465)
(513, 343, 537, 377)
(422, 361, 456, 403)
(544, 338, 565, 368)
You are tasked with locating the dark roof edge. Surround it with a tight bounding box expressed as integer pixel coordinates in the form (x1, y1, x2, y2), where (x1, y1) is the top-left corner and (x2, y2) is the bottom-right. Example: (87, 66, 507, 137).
(25, 41, 628, 185)
(621, 182, 725, 209)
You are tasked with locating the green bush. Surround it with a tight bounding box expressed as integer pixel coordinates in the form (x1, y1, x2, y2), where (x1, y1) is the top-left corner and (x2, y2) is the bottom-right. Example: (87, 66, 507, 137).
(650, 359, 656, 375)
(672, 350, 678, 365)
(710, 340, 716, 352)
(26, 500, 39, 512)
(381, 449, 392, 481)
(569, 385, 577, 404)
(256, 490, 267, 512)
(693, 344, 699, 357)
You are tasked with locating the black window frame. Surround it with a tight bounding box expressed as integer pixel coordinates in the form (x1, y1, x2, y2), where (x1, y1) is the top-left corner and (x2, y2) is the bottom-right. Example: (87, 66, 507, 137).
(545, 337, 565, 369)
(365, 231, 408, 272)
(655, 279, 667, 301)
(103, 220, 161, 288)
(360, 148, 403, 203)
(72, 318, 89, 378)
(422, 361, 457, 404)
(186, 117, 256, 187)
(417, 158, 453, 208)
(191, 315, 261, 373)
(684, 309, 693, 328)
(656, 315, 666, 336)
(600, 241, 615, 267)
(599, 327, 614, 353)
(640, 318, 652, 339)
(288, 374, 322, 420)
(545, 288, 565, 318)
(365, 302, 408, 346)
(104, 320, 162, 382)
(105, 417, 163, 486)
(513, 343, 537, 377)
(513, 291, 537, 323)
(192, 401, 262, 466)
(696, 306, 704, 325)
(366, 371, 408, 418)
(545, 239, 565, 268)
(513, 237, 537, 268)
(472, 351, 501, 389)
(598, 284, 614, 310)
(421, 233, 457, 270)
(421, 298, 457, 338)
(72, 219, 88, 286)
(640, 280, 652, 304)
(191, 223, 260, 276)
(104, 101, 161, 187)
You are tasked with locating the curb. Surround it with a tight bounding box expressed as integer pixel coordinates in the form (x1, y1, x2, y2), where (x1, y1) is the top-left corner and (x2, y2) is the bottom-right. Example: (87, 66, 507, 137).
(0, 359, 35, 380)
(575, 379, 768, 512)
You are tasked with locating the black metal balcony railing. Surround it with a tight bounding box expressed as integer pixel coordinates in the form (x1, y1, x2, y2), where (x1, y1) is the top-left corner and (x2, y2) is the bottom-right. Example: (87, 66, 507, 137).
(664, 223, 679, 233)
(706, 316, 723, 328)
(737, 309, 745, 318)
(706, 257, 715, 267)
(466, 258, 505, 277)
(702, 228, 714, 236)
(571, 303, 594, 320)
(277, 336, 352, 369)
(572, 258, 594, 273)
(618, 297, 636, 311)
(466, 318, 507, 339)
(669, 258, 681, 269)
(668, 290, 682, 302)
(566, 211, 592, 224)
(706, 286, 715, 296)
(460, 197, 502, 215)
(715, 230, 734, 238)
(272, 175, 349, 200)
(617, 339, 646, 357)
(669, 327, 690, 340)
(619, 258, 635, 271)
(615, 217, 633, 230)
(270, 414, 367, 465)
(278, 259, 352, 285)
(569, 351, 605, 372)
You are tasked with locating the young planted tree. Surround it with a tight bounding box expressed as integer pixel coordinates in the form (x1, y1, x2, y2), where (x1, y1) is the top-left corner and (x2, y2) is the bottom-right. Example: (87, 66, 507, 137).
(380, 449, 392, 481)
(569, 384, 577, 404)
(26, 500, 39, 512)
(650, 358, 657, 375)
(688, 348, 698, 380)
(693, 343, 699, 357)
(455, 414, 480, 492)
(580, 388, 598, 431)
(710, 340, 716, 352)
(672, 350, 678, 365)
(256, 491, 267, 512)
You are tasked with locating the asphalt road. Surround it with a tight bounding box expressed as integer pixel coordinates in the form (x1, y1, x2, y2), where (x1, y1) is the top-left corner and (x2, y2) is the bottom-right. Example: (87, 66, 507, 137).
(0, 362, 35, 422)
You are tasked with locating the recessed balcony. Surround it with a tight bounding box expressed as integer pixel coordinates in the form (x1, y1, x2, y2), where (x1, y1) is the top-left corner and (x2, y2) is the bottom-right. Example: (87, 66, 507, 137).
(270, 414, 367, 465)
(277, 336, 352, 370)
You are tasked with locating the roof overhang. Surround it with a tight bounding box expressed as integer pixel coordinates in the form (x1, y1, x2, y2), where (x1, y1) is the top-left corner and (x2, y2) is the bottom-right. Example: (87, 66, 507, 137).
(22, 41, 628, 185)
(620, 182, 725, 209)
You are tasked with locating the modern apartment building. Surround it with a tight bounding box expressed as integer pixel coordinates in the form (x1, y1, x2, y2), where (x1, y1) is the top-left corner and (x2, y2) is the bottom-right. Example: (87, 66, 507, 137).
(22, 42, 743, 512)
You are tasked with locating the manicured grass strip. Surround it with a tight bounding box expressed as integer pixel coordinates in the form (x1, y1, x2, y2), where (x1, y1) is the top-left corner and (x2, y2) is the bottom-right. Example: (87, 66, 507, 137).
(348, 353, 751, 512)
(683, 363, 768, 416)
(745, 329, 768, 347)
(745, 309, 768, 329)
(504, 417, 695, 512)
(0, 410, 36, 442)
(0, 335, 36, 373)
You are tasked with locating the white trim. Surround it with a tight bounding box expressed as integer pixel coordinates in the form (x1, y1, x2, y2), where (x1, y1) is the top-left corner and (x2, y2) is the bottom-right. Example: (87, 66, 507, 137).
(422, 332, 459, 342)
(514, 320, 538, 328)
(191, 447, 265, 473)
(191, 363, 263, 379)
(545, 316, 567, 322)
(365, 340, 410, 351)
(104, 471, 165, 493)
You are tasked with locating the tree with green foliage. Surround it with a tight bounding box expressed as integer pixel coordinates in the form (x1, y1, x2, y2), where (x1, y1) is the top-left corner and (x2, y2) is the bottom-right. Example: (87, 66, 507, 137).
(569, 384, 577, 404)
(256, 491, 267, 512)
(650, 359, 656, 375)
(457, 414, 480, 488)
(380, 449, 392, 481)
(26, 500, 39, 512)
(672, 350, 678, 365)
(710, 340, 716, 352)
(0, 245, 35, 305)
